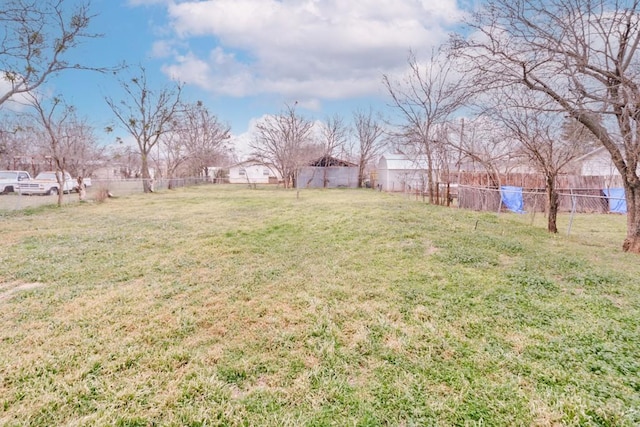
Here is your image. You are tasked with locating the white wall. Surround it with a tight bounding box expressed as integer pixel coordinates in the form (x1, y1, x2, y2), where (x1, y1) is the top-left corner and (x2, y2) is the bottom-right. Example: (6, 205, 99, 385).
(229, 163, 279, 184)
(580, 151, 620, 176)
(378, 169, 429, 192)
(297, 167, 358, 188)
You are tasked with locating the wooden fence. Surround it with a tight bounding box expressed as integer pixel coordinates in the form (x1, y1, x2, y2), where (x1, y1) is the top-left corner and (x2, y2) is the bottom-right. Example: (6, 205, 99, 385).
(450, 172, 624, 189)
(458, 186, 613, 213)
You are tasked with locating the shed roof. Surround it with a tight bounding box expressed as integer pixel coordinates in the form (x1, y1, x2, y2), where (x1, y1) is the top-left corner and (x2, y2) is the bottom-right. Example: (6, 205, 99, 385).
(308, 156, 357, 167)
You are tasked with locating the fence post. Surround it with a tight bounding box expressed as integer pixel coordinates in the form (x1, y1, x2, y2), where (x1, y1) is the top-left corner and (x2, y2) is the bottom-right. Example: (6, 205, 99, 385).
(567, 189, 577, 236)
(530, 192, 537, 225)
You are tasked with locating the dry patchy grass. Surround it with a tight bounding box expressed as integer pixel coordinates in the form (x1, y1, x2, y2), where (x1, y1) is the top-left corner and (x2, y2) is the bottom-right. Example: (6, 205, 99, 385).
(0, 185, 639, 426)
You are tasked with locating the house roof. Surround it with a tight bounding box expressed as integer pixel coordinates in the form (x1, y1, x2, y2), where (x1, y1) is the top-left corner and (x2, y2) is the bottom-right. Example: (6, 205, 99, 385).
(229, 159, 273, 169)
(307, 156, 357, 167)
(573, 147, 609, 163)
(378, 153, 429, 170)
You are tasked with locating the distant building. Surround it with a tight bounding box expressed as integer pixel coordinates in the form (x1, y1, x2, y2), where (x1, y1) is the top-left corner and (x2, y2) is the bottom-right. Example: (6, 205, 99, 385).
(297, 156, 358, 189)
(377, 153, 430, 192)
(228, 160, 281, 184)
(92, 164, 153, 180)
(572, 147, 620, 176)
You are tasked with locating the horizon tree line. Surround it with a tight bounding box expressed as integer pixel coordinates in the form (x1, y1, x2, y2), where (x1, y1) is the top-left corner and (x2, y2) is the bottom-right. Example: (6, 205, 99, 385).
(2, 0, 640, 253)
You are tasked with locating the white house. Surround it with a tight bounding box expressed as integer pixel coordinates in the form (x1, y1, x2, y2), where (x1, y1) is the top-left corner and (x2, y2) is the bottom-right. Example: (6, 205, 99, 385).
(228, 160, 281, 184)
(92, 165, 124, 180)
(377, 153, 431, 192)
(571, 147, 629, 188)
(573, 147, 621, 176)
(92, 164, 154, 180)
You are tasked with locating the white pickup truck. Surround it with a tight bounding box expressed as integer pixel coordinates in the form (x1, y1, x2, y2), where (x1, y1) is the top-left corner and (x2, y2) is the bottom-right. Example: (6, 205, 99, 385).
(0, 170, 32, 194)
(18, 171, 78, 195)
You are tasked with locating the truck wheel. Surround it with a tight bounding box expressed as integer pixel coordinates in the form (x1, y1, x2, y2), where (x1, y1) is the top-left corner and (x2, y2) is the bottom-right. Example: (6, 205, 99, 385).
(48, 187, 59, 195)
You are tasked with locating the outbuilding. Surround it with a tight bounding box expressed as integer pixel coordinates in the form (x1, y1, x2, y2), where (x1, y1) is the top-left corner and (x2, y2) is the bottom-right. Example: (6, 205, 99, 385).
(376, 153, 430, 192)
(297, 156, 358, 188)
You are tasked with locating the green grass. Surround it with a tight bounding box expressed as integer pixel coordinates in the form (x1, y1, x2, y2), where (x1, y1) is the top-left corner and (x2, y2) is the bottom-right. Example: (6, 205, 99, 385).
(1, 185, 639, 426)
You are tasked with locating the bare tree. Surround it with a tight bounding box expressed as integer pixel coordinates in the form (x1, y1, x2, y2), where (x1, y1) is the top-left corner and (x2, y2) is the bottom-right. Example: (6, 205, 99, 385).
(157, 129, 188, 188)
(178, 101, 231, 178)
(490, 88, 584, 233)
(26, 92, 75, 206)
(0, 117, 29, 169)
(453, 0, 640, 252)
(106, 66, 182, 193)
(312, 114, 349, 187)
(319, 114, 348, 159)
(109, 143, 141, 179)
(560, 116, 602, 157)
(353, 108, 386, 188)
(57, 116, 102, 178)
(447, 116, 522, 187)
(0, 0, 104, 107)
(249, 104, 314, 188)
(383, 49, 470, 201)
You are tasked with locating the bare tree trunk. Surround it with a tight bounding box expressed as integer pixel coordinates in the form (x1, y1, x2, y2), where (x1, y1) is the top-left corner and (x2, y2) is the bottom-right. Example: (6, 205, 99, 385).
(141, 154, 153, 193)
(357, 163, 366, 188)
(623, 184, 640, 253)
(57, 186, 64, 206)
(546, 175, 558, 234)
(425, 147, 435, 203)
(77, 177, 86, 201)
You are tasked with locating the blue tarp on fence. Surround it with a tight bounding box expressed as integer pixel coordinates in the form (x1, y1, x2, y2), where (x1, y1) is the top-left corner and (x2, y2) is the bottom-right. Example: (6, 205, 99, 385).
(603, 188, 627, 213)
(500, 186, 526, 214)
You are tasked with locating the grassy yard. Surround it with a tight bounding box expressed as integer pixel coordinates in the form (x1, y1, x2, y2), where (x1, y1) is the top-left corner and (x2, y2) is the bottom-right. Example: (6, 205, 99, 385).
(0, 186, 638, 426)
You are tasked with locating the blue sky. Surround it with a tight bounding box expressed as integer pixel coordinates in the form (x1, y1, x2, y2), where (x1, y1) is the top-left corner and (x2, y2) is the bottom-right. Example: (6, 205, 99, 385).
(17, 0, 468, 158)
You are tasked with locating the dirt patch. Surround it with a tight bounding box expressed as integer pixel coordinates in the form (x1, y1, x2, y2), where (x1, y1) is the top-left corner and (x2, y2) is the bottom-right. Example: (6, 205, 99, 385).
(0, 281, 45, 302)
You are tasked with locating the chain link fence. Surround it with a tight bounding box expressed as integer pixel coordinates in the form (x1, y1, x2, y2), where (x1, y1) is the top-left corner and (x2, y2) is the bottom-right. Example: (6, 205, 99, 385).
(456, 185, 627, 237)
(2, 178, 629, 242)
(0, 177, 220, 211)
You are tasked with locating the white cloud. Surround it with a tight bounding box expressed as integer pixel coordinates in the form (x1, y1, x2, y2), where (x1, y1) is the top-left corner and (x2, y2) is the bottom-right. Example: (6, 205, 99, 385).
(229, 132, 252, 160)
(154, 0, 463, 101)
(162, 48, 255, 96)
(0, 77, 34, 112)
(297, 98, 322, 112)
(229, 115, 269, 159)
(161, 52, 213, 87)
(150, 40, 177, 58)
